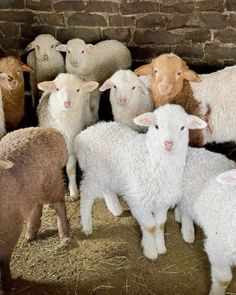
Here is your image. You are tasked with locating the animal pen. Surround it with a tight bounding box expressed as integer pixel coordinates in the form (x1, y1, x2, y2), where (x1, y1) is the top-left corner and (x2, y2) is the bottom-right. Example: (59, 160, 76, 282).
(0, 0, 236, 295)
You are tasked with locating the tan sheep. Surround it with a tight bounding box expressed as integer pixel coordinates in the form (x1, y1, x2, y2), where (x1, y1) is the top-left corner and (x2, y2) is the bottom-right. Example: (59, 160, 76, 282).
(0, 127, 69, 294)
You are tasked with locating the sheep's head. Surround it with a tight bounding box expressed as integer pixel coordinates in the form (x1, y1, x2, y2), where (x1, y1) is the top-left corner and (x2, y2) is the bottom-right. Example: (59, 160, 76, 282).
(100, 69, 149, 108)
(25, 34, 60, 61)
(38, 73, 98, 111)
(135, 54, 201, 103)
(56, 38, 94, 69)
(0, 156, 14, 169)
(0, 56, 33, 90)
(134, 104, 206, 154)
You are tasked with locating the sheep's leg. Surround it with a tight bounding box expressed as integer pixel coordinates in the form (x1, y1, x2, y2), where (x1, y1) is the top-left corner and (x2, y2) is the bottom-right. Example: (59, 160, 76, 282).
(154, 207, 168, 254)
(181, 213, 195, 243)
(66, 155, 79, 199)
(103, 191, 123, 216)
(174, 205, 182, 223)
(209, 264, 232, 295)
(131, 206, 158, 260)
(25, 203, 43, 241)
(51, 201, 69, 240)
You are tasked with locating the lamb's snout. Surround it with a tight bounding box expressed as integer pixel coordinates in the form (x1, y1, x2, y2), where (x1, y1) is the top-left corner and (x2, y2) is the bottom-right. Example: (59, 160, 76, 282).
(71, 60, 78, 67)
(8, 76, 18, 90)
(64, 100, 72, 109)
(43, 54, 49, 61)
(119, 97, 127, 106)
(164, 140, 174, 151)
(159, 82, 172, 95)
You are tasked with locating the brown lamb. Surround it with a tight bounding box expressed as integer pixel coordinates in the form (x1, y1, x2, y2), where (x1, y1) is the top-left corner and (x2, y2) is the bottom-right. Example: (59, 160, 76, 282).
(0, 127, 69, 293)
(0, 56, 33, 129)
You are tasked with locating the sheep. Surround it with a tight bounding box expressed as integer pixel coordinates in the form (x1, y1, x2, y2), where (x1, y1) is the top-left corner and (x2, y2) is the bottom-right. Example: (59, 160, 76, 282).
(26, 34, 65, 107)
(0, 127, 69, 293)
(56, 38, 132, 122)
(135, 53, 236, 147)
(37, 73, 99, 199)
(176, 148, 236, 295)
(99, 70, 153, 132)
(0, 56, 33, 129)
(0, 86, 6, 139)
(75, 104, 207, 260)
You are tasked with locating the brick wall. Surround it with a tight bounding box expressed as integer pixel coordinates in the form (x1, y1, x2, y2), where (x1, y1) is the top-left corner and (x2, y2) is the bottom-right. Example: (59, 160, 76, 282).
(0, 0, 235, 68)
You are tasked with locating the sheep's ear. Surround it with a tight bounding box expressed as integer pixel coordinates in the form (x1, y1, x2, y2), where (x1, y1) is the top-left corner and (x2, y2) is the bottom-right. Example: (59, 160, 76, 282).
(0, 72, 9, 80)
(99, 79, 113, 92)
(216, 169, 236, 186)
(138, 75, 152, 90)
(25, 41, 35, 52)
(55, 44, 67, 52)
(135, 64, 153, 76)
(0, 157, 14, 169)
(21, 63, 35, 73)
(187, 115, 207, 130)
(86, 44, 95, 52)
(81, 81, 99, 93)
(133, 112, 155, 127)
(182, 69, 201, 83)
(38, 81, 56, 93)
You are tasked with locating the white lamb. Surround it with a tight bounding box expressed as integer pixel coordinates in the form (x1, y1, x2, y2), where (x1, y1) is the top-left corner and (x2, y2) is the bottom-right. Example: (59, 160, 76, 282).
(56, 38, 132, 123)
(26, 34, 65, 107)
(37, 73, 98, 199)
(177, 148, 236, 295)
(75, 104, 206, 260)
(99, 70, 153, 132)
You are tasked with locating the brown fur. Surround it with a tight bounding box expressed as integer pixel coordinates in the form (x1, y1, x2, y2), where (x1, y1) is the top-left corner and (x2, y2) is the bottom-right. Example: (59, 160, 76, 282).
(0, 56, 33, 129)
(0, 127, 69, 292)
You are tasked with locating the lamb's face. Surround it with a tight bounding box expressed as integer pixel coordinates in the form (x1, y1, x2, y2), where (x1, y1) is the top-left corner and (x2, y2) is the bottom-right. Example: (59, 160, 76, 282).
(134, 104, 207, 154)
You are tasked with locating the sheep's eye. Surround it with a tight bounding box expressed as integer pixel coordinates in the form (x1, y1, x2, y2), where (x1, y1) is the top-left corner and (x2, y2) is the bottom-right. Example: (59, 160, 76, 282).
(77, 89, 80, 92)
(81, 50, 85, 54)
(36, 45, 40, 49)
(180, 126, 185, 131)
(113, 85, 116, 89)
(155, 125, 159, 130)
(154, 69, 158, 74)
(67, 50, 70, 54)
(177, 72, 181, 76)
(132, 86, 136, 90)
(56, 88, 59, 91)
(51, 44, 54, 48)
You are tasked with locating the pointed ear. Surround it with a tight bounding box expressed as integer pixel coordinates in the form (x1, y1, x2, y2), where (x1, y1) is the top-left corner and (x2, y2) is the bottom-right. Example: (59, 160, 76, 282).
(81, 81, 99, 93)
(25, 41, 36, 52)
(0, 72, 9, 80)
(135, 64, 153, 76)
(38, 81, 56, 93)
(21, 63, 35, 73)
(86, 44, 95, 52)
(133, 112, 155, 127)
(216, 169, 236, 186)
(55, 44, 67, 52)
(138, 75, 152, 90)
(187, 115, 207, 130)
(182, 69, 201, 83)
(0, 157, 14, 169)
(99, 79, 113, 92)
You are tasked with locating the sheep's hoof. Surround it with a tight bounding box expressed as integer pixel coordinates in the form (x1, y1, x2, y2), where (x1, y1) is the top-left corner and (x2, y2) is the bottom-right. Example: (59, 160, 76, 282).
(25, 234, 36, 243)
(65, 194, 79, 202)
(113, 208, 123, 217)
(81, 227, 92, 236)
(157, 246, 167, 255)
(183, 233, 195, 244)
(143, 249, 158, 261)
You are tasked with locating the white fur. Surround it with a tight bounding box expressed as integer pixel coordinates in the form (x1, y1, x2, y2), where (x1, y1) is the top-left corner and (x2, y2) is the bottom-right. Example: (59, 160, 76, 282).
(0, 88, 6, 139)
(75, 104, 206, 260)
(178, 147, 236, 295)
(38, 73, 98, 199)
(100, 70, 153, 132)
(26, 34, 65, 107)
(56, 38, 132, 122)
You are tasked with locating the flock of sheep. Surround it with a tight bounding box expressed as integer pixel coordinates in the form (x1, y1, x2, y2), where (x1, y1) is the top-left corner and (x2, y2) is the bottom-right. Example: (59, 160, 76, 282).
(0, 33, 236, 295)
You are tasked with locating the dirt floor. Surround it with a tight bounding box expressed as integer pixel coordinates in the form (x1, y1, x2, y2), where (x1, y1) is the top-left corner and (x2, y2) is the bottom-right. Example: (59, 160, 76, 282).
(9, 196, 236, 295)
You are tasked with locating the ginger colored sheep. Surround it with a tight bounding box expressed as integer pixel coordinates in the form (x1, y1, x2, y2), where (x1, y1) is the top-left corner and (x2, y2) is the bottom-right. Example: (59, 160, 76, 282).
(135, 53, 236, 147)
(0, 56, 33, 129)
(0, 127, 69, 293)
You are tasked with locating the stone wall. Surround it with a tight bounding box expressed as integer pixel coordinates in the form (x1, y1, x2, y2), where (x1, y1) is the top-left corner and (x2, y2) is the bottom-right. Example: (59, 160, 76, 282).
(0, 0, 235, 68)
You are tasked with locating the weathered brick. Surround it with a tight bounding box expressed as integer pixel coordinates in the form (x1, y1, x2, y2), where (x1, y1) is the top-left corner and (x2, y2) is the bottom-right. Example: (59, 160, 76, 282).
(21, 25, 56, 39)
(53, 0, 85, 12)
(134, 29, 185, 45)
(109, 15, 135, 27)
(214, 28, 236, 43)
(136, 14, 166, 28)
(86, 1, 119, 13)
(186, 13, 205, 26)
(195, 0, 224, 11)
(38, 13, 65, 27)
(56, 27, 100, 43)
(175, 43, 204, 59)
(130, 45, 172, 60)
(185, 29, 211, 42)
(0, 11, 36, 24)
(205, 43, 236, 62)
(160, 1, 194, 13)
(199, 12, 227, 28)
(68, 13, 107, 27)
(102, 28, 131, 42)
(0, 23, 20, 39)
(228, 13, 236, 27)
(226, 0, 236, 11)
(167, 14, 189, 29)
(26, 0, 52, 11)
(0, 0, 24, 9)
(120, 2, 158, 15)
